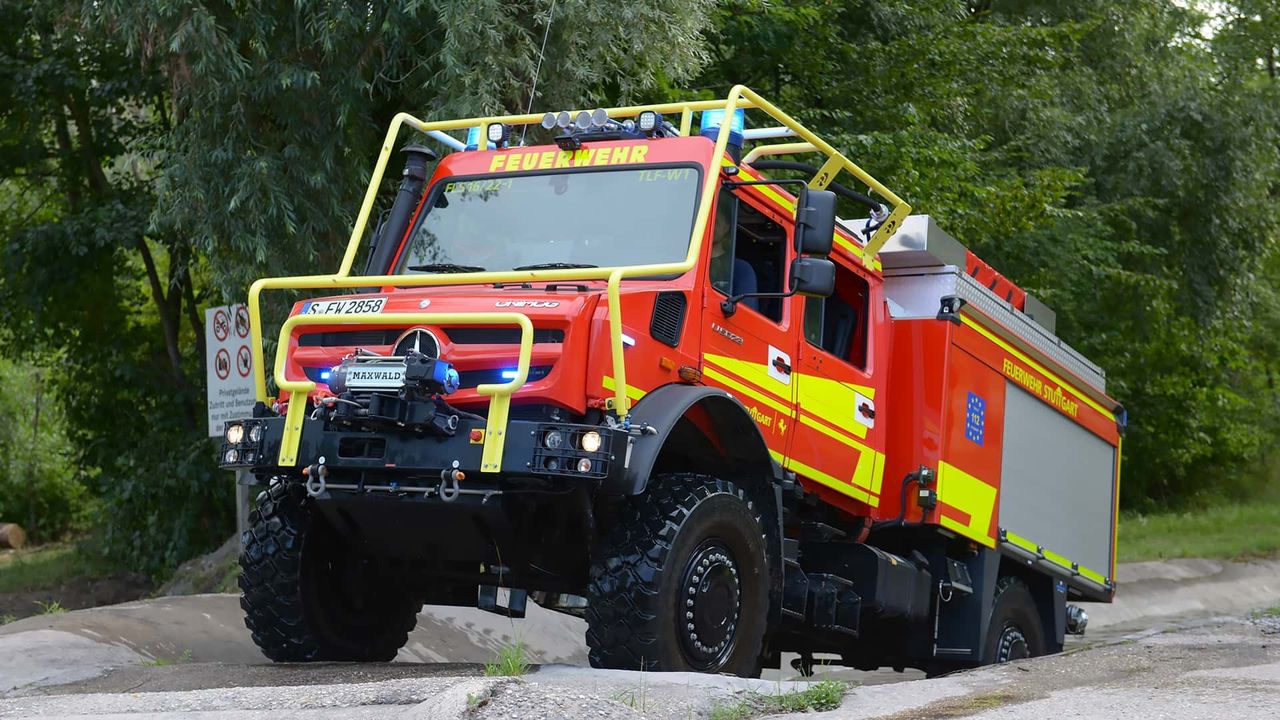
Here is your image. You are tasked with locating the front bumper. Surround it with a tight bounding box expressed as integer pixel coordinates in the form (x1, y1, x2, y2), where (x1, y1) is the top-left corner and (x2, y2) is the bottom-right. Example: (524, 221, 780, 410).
(219, 415, 628, 487)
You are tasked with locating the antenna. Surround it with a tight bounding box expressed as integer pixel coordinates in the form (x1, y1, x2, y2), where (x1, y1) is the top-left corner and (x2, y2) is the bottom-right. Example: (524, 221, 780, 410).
(520, 0, 558, 146)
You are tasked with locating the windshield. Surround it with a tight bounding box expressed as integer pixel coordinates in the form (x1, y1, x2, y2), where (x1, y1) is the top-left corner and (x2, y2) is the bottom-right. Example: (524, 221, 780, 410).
(395, 165, 700, 274)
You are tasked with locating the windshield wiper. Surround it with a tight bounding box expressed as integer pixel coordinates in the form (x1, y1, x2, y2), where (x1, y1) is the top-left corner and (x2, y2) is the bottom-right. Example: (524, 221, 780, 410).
(511, 262, 599, 271)
(407, 263, 487, 273)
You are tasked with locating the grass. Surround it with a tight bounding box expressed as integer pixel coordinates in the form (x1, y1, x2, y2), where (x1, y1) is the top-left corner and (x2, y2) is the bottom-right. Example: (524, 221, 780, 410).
(142, 649, 193, 667)
(0, 614, 15, 625)
(1253, 605, 1280, 619)
(708, 680, 846, 720)
(483, 641, 530, 677)
(34, 599, 66, 614)
(0, 543, 105, 594)
(898, 691, 1019, 720)
(1118, 500, 1280, 562)
(612, 674, 654, 714)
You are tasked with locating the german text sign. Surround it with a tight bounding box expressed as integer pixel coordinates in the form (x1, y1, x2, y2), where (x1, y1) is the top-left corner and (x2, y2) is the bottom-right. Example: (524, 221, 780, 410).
(206, 304, 256, 437)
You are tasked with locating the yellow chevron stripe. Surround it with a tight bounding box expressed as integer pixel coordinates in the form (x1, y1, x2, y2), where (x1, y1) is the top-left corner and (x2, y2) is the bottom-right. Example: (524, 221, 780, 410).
(771, 450, 879, 507)
(602, 375, 645, 402)
(796, 415, 882, 492)
(703, 353, 792, 404)
(937, 461, 997, 547)
(701, 365, 791, 417)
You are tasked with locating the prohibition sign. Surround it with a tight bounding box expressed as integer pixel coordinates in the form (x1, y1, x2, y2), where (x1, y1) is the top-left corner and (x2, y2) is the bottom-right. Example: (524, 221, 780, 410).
(215, 348, 231, 380)
(234, 306, 250, 338)
(236, 346, 252, 377)
(213, 309, 231, 342)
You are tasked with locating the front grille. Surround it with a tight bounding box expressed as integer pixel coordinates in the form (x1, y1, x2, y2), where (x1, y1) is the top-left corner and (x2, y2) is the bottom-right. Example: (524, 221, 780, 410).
(298, 329, 402, 347)
(458, 365, 552, 387)
(298, 327, 565, 347)
(445, 327, 565, 344)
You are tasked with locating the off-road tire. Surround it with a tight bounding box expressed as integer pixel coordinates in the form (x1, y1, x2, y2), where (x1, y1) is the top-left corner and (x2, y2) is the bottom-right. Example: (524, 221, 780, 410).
(586, 473, 770, 676)
(239, 481, 420, 661)
(984, 576, 1046, 663)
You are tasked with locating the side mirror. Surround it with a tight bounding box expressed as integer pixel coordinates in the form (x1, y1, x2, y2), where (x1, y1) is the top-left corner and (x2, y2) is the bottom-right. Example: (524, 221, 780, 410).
(790, 256, 836, 298)
(794, 188, 837, 256)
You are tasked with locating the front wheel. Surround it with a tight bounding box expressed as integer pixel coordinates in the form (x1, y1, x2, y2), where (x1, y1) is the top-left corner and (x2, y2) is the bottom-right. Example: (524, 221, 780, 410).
(586, 473, 770, 676)
(239, 482, 421, 661)
(984, 577, 1046, 663)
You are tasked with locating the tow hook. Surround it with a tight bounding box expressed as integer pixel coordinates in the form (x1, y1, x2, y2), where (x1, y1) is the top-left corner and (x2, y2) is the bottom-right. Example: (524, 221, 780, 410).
(304, 458, 328, 497)
(439, 463, 466, 502)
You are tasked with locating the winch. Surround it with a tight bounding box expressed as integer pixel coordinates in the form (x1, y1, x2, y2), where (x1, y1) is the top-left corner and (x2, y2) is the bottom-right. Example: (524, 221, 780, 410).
(323, 349, 465, 436)
(328, 348, 460, 396)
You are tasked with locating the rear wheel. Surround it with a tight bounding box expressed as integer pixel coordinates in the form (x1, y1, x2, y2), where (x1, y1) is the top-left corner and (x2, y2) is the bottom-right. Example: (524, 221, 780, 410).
(239, 482, 421, 661)
(586, 473, 770, 676)
(984, 577, 1045, 663)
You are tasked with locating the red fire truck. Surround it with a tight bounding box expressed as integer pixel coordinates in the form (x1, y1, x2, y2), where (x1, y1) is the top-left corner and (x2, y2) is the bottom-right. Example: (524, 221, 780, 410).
(220, 87, 1122, 677)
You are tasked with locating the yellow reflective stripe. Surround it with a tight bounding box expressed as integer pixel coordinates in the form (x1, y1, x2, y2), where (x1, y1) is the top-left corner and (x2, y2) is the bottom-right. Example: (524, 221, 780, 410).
(602, 375, 645, 402)
(795, 414, 882, 492)
(701, 365, 792, 417)
(1003, 530, 1109, 587)
(704, 353, 791, 404)
(936, 461, 997, 547)
(1080, 566, 1108, 586)
(771, 450, 879, 508)
(960, 316, 1114, 420)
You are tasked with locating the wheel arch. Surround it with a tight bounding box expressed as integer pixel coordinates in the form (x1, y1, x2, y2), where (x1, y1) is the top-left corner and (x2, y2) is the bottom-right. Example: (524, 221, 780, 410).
(610, 383, 783, 497)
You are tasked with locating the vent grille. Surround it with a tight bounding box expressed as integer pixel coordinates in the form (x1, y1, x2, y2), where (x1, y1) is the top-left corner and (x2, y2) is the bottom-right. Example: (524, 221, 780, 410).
(650, 292, 687, 348)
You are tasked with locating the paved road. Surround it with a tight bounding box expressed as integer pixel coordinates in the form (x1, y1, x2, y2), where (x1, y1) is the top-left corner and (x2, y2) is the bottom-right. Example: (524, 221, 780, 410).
(0, 557, 1276, 718)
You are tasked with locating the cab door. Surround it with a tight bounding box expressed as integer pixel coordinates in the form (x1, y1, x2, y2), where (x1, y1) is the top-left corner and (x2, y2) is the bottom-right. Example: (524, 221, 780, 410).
(788, 256, 888, 510)
(699, 189, 799, 461)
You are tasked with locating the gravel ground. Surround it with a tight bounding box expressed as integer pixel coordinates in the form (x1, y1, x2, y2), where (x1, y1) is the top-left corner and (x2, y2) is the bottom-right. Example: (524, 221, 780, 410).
(3, 617, 1277, 719)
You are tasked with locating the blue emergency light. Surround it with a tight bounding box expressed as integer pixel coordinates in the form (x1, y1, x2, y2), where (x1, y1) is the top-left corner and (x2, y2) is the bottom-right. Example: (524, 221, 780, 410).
(699, 109, 746, 147)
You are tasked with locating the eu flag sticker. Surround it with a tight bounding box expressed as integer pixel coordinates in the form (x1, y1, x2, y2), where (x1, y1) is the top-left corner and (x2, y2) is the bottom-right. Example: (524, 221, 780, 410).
(964, 392, 986, 446)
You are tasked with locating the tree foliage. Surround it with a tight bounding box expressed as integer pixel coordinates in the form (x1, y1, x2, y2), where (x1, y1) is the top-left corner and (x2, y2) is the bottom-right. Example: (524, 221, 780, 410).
(698, 0, 1280, 507)
(1, 1, 1278, 576)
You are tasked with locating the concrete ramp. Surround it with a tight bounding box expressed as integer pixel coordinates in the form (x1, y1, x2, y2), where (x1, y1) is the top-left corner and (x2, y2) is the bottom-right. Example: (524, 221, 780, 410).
(0, 594, 586, 696)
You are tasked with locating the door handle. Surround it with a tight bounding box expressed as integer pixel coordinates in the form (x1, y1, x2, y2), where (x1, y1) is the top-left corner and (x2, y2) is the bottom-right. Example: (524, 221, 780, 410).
(772, 357, 792, 374)
(858, 402, 876, 419)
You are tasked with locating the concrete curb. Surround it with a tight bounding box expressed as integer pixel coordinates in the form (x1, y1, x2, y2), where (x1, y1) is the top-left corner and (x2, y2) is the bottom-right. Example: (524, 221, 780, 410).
(400, 678, 510, 719)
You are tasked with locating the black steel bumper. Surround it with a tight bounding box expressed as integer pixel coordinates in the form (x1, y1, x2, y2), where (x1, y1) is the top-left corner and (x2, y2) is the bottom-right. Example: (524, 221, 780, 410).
(219, 415, 629, 487)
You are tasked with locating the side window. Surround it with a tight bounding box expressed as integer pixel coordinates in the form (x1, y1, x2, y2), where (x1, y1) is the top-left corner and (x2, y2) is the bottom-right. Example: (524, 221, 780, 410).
(804, 262, 870, 369)
(709, 191, 788, 322)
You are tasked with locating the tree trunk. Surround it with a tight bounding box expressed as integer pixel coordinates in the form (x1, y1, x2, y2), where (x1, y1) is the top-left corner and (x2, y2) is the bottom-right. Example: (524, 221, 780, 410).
(0, 523, 27, 550)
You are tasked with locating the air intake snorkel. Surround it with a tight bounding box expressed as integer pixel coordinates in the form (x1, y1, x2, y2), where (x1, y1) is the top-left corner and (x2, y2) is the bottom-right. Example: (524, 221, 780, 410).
(363, 144, 437, 275)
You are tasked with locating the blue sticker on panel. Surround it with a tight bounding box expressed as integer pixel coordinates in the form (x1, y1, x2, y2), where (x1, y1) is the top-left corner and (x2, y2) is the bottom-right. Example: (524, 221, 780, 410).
(965, 392, 986, 446)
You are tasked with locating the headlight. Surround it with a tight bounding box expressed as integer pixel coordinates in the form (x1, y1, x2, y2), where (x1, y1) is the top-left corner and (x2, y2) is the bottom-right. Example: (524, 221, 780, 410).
(576, 458, 593, 473)
(248, 425, 263, 443)
(223, 449, 240, 464)
(580, 431, 602, 453)
(225, 424, 245, 444)
(544, 430, 564, 450)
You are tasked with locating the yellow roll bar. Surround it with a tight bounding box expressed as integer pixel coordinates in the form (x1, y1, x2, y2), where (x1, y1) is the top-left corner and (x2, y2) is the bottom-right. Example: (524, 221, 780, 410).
(246, 86, 910, 470)
(272, 312, 533, 468)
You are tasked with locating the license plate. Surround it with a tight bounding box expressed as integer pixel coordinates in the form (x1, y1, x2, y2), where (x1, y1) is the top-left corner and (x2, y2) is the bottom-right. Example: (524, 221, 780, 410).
(301, 297, 386, 315)
(346, 364, 406, 389)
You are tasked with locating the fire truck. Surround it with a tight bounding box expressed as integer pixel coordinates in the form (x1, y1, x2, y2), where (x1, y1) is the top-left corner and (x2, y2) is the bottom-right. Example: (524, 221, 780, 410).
(220, 86, 1122, 677)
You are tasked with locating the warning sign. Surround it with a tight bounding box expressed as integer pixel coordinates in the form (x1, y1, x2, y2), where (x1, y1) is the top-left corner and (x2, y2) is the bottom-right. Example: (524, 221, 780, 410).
(206, 303, 256, 437)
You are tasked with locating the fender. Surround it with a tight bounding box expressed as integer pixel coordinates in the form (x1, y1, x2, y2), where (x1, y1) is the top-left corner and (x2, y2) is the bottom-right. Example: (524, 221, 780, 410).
(608, 383, 783, 497)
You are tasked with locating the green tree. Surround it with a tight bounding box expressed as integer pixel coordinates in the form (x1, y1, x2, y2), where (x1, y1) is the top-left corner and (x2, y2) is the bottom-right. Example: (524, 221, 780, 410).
(1, 0, 713, 572)
(697, 0, 1280, 507)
